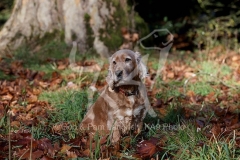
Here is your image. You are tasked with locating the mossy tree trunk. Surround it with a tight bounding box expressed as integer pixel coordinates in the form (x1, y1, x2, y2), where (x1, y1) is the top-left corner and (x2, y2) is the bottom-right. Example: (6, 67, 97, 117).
(0, 0, 129, 57)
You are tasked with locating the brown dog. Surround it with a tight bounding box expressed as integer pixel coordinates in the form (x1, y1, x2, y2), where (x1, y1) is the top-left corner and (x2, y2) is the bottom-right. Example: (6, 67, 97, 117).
(80, 49, 155, 143)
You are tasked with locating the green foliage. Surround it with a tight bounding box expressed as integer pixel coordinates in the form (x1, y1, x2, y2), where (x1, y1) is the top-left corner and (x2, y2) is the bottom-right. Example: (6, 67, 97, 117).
(0, 0, 13, 27)
(39, 90, 88, 122)
(50, 90, 88, 122)
(84, 13, 94, 49)
(161, 123, 201, 159)
(0, 0, 14, 9)
(38, 29, 65, 45)
(35, 90, 91, 140)
(156, 81, 183, 102)
(189, 82, 214, 96)
(185, 1, 240, 51)
(190, 17, 239, 50)
(0, 10, 10, 27)
(163, 122, 239, 159)
(99, 1, 128, 51)
(133, 11, 149, 37)
(0, 114, 7, 134)
(162, 104, 183, 124)
(14, 41, 69, 66)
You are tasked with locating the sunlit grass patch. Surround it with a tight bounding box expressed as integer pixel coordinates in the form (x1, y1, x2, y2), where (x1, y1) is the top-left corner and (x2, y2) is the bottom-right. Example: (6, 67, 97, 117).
(198, 61, 232, 78)
(188, 81, 216, 96)
(48, 90, 88, 123)
(36, 90, 91, 139)
(39, 90, 89, 121)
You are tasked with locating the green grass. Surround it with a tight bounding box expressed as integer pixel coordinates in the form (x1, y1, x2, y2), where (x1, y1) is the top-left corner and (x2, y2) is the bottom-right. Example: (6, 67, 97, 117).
(162, 104, 183, 124)
(156, 81, 183, 100)
(0, 114, 8, 134)
(13, 41, 70, 66)
(198, 61, 231, 78)
(160, 122, 240, 159)
(143, 111, 240, 159)
(32, 90, 90, 140)
(26, 63, 56, 74)
(39, 90, 88, 122)
(188, 81, 215, 96)
(48, 90, 88, 123)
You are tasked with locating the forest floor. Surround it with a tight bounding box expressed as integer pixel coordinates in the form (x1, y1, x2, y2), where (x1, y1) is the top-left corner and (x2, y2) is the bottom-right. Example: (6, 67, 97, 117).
(0, 43, 240, 159)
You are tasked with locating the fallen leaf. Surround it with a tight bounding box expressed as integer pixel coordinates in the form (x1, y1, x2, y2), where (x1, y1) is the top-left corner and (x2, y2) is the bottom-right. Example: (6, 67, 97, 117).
(211, 123, 222, 138)
(41, 156, 54, 160)
(136, 138, 160, 158)
(82, 149, 91, 157)
(61, 144, 71, 153)
(57, 64, 67, 70)
(167, 71, 174, 79)
(11, 121, 21, 128)
(38, 81, 49, 88)
(0, 105, 4, 119)
(66, 150, 77, 158)
(2, 93, 13, 101)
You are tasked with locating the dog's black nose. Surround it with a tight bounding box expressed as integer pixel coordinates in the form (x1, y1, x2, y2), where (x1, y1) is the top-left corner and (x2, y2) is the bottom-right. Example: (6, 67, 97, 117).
(115, 70, 123, 78)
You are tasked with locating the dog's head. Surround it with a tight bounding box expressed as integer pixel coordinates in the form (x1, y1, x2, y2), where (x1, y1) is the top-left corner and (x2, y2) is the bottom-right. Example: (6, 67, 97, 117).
(106, 49, 147, 89)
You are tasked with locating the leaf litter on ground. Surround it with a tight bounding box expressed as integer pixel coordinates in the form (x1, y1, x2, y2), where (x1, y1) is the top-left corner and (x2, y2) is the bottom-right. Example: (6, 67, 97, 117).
(0, 45, 240, 159)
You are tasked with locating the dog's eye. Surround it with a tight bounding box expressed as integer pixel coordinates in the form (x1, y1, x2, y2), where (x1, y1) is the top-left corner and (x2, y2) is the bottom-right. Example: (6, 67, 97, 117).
(125, 58, 131, 62)
(113, 61, 116, 65)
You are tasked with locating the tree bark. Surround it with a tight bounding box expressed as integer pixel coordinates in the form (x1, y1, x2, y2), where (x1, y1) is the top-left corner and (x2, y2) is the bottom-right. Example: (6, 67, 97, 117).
(0, 0, 129, 58)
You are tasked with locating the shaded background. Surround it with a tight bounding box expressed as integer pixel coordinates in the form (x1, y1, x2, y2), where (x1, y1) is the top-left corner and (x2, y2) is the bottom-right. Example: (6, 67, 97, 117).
(0, 0, 239, 52)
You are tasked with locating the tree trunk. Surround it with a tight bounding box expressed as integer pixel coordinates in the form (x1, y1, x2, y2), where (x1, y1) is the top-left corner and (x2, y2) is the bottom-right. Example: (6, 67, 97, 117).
(0, 0, 129, 57)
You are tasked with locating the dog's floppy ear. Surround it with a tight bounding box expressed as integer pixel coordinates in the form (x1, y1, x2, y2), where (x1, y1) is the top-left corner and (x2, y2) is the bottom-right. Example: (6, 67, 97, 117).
(135, 51, 148, 79)
(106, 56, 114, 89)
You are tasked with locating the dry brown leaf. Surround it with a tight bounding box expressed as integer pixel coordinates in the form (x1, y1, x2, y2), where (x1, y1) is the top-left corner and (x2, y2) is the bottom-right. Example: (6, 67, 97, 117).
(153, 98, 163, 108)
(183, 107, 195, 118)
(61, 144, 72, 153)
(67, 73, 76, 80)
(25, 113, 33, 120)
(0, 105, 4, 119)
(232, 55, 240, 61)
(66, 82, 78, 89)
(66, 150, 77, 158)
(136, 138, 159, 158)
(211, 123, 222, 138)
(26, 104, 35, 111)
(31, 150, 44, 159)
(83, 64, 101, 72)
(57, 64, 67, 70)
(41, 155, 55, 160)
(224, 114, 238, 126)
(82, 149, 91, 157)
(16, 149, 30, 159)
(184, 72, 196, 78)
(204, 92, 216, 102)
(39, 81, 49, 88)
(2, 93, 13, 101)
(37, 138, 55, 157)
(167, 71, 174, 78)
(11, 121, 21, 128)
(32, 87, 42, 95)
(187, 90, 197, 104)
